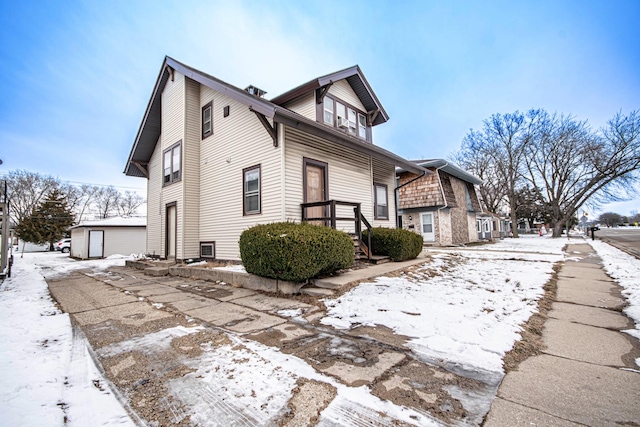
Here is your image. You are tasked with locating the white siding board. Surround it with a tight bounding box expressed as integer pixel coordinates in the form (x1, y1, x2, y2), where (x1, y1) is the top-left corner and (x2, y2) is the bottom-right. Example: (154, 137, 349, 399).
(160, 73, 185, 259)
(146, 138, 162, 257)
(183, 78, 200, 259)
(103, 227, 147, 257)
(328, 80, 366, 112)
(372, 158, 397, 228)
(281, 92, 316, 121)
(198, 87, 282, 260)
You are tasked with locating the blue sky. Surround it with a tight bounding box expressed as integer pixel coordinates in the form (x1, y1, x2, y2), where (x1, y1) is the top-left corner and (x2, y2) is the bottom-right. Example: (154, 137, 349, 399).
(1, 0, 639, 216)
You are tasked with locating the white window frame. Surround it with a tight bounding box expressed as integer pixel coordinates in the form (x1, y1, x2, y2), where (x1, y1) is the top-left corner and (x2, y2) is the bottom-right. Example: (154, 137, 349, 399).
(202, 101, 213, 139)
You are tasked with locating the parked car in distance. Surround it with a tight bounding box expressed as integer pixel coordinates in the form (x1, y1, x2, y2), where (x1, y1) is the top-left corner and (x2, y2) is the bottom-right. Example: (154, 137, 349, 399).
(55, 238, 71, 253)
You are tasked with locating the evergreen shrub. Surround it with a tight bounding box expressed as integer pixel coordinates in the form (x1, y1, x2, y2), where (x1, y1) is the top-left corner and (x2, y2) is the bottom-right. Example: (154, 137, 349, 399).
(363, 227, 423, 261)
(239, 222, 354, 282)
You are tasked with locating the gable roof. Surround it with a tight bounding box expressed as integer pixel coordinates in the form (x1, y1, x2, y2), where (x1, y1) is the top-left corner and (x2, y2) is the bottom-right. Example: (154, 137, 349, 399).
(270, 65, 389, 126)
(397, 159, 482, 185)
(124, 57, 424, 177)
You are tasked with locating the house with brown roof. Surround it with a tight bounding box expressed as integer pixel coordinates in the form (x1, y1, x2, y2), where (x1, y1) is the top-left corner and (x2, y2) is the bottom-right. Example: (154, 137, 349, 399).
(124, 56, 425, 261)
(397, 159, 483, 245)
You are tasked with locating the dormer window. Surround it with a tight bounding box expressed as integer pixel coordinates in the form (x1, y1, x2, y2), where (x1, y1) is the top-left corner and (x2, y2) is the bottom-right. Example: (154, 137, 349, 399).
(322, 95, 368, 141)
(324, 99, 334, 124)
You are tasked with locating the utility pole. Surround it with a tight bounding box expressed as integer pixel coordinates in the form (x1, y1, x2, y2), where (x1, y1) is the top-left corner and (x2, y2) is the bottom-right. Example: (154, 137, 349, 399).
(1, 178, 9, 279)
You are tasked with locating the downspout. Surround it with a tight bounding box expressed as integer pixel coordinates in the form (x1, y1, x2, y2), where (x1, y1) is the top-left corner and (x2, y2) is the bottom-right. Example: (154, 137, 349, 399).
(394, 170, 426, 228)
(278, 123, 286, 222)
(434, 162, 450, 241)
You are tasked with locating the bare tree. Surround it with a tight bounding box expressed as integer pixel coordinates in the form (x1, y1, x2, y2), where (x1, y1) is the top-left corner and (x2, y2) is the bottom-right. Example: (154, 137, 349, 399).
(94, 186, 121, 219)
(598, 212, 623, 227)
(457, 111, 541, 237)
(525, 110, 640, 236)
(116, 191, 144, 216)
(6, 170, 59, 224)
(453, 131, 506, 214)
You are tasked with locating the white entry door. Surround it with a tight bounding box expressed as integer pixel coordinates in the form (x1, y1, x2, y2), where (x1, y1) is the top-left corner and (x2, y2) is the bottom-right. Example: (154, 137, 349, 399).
(88, 230, 104, 258)
(421, 213, 435, 242)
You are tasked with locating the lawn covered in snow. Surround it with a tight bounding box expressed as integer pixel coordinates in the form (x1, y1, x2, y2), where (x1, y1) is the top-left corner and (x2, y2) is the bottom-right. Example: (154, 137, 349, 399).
(322, 235, 567, 378)
(0, 252, 135, 426)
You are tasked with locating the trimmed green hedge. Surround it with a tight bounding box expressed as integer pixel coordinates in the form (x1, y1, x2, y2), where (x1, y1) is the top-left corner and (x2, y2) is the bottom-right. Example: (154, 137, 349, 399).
(239, 222, 354, 283)
(364, 227, 423, 261)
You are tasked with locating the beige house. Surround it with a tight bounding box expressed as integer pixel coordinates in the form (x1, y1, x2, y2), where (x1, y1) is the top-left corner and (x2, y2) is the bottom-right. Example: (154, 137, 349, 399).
(124, 57, 425, 261)
(69, 217, 146, 259)
(397, 159, 483, 245)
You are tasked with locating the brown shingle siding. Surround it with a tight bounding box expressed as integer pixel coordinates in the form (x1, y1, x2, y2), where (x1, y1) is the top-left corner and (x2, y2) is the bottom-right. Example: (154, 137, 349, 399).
(439, 171, 457, 208)
(398, 172, 444, 209)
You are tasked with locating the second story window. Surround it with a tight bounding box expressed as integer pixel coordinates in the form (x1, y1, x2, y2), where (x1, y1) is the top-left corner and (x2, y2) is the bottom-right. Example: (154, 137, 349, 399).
(321, 95, 369, 141)
(163, 142, 181, 185)
(202, 101, 213, 139)
(358, 113, 367, 138)
(324, 98, 334, 124)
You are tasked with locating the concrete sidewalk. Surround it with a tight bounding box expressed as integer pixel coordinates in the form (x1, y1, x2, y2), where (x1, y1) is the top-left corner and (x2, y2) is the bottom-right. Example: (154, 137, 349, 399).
(484, 243, 640, 426)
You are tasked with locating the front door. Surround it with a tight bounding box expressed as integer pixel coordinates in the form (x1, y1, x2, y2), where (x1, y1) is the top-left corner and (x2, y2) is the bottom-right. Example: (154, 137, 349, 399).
(166, 204, 176, 259)
(304, 159, 328, 225)
(421, 212, 435, 242)
(88, 230, 104, 258)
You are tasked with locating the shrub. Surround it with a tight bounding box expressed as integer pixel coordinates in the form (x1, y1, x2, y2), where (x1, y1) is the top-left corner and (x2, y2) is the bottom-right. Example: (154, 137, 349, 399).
(363, 227, 423, 261)
(239, 222, 354, 283)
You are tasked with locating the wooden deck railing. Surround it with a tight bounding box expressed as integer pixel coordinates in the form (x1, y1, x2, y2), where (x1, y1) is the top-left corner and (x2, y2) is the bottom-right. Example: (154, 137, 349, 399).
(301, 200, 372, 259)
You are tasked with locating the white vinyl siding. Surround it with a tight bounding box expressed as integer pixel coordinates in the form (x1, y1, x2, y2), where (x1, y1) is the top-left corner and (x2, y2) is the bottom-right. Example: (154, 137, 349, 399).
(159, 72, 185, 259)
(327, 79, 366, 112)
(146, 138, 162, 257)
(70, 227, 146, 260)
(281, 92, 316, 121)
(372, 158, 396, 227)
(284, 127, 374, 234)
(183, 77, 201, 259)
(198, 86, 282, 260)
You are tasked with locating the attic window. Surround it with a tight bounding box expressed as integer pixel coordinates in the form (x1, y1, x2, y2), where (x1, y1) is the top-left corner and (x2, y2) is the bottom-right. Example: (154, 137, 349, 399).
(202, 101, 213, 139)
(321, 95, 369, 141)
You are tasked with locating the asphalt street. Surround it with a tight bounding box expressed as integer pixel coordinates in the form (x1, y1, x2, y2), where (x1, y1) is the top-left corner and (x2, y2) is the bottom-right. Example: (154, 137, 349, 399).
(594, 227, 640, 258)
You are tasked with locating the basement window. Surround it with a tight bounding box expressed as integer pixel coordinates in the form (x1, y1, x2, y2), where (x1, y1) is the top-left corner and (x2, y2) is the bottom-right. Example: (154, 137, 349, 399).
(200, 242, 215, 259)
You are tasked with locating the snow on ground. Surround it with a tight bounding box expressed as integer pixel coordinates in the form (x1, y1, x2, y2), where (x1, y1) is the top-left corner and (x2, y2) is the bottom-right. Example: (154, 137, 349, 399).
(4, 235, 640, 425)
(588, 240, 640, 341)
(0, 252, 134, 426)
(214, 264, 247, 273)
(322, 235, 565, 379)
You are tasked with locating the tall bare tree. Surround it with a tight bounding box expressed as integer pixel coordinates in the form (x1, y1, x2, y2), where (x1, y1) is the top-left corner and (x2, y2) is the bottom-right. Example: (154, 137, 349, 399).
(6, 170, 59, 224)
(94, 186, 121, 219)
(116, 191, 144, 217)
(525, 110, 640, 236)
(453, 130, 506, 214)
(457, 111, 542, 237)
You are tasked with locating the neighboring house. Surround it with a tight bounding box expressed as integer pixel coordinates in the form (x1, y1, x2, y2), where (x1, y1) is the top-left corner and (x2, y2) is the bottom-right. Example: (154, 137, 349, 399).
(397, 159, 483, 245)
(69, 217, 146, 259)
(124, 56, 425, 261)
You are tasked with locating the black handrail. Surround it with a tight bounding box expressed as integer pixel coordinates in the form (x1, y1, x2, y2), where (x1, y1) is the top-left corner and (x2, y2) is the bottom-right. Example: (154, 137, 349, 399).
(301, 200, 372, 260)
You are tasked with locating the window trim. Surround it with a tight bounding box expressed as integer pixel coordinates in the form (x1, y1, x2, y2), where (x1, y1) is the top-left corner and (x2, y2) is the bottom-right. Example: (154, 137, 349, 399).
(374, 183, 389, 220)
(243, 164, 261, 216)
(202, 101, 213, 139)
(162, 141, 182, 186)
(320, 94, 370, 142)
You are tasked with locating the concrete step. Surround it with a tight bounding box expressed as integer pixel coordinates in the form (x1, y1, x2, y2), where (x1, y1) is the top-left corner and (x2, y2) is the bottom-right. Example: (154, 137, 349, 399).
(300, 287, 335, 297)
(144, 266, 170, 277)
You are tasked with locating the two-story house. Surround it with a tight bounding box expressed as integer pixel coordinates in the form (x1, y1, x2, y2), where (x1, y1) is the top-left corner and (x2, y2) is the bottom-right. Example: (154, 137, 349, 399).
(397, 159, 483, 245)
(124, 56, 425, 261)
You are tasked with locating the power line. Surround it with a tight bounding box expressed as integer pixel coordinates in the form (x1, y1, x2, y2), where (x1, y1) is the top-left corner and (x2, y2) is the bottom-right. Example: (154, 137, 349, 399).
(0, 171, 145, 192)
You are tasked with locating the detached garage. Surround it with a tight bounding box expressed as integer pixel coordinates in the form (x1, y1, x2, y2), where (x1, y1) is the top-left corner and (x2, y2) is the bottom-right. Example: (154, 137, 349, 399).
(70, 217, 146, 259)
